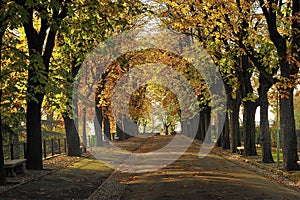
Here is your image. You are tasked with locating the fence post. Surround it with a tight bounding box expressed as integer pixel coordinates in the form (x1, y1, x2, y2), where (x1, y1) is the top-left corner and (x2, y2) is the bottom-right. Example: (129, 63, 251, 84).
(51, 139, 54, 156)
(58, 138, 61, 154)
(88, 135, 92, 151)
(43, 140, 47, 159)
(64, 138, 67, 153)
(10, 143, 14, 160)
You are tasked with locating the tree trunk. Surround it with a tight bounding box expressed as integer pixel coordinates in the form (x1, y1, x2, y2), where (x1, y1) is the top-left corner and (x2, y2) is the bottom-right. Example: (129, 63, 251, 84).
(221, 112, 230, 149)
(123, 115, 131, 139)
(224, 75, 242, 153)
(143, 123, 146, 134)
(26, 99, 43, 169)
(63, 115, 81, 156)
(280, 87, 299, 170)
(196, 112, 201, 140)
(95, 106, 103, 146)
(204, 107, 211, 143)
(82, 108, 87, 153)
(104, 115, 110, 141)
(190, 114, 199, 139)
(116, 120, 124, 141)
(229, 105, 240, 153)
(258, 75, 274, 163)
(216, 113, 223, 147)
(243, 101, 258, 156)
(226, 86, 241, 153)
(132, 122, 139, 137)
(181, 120, 188, 136)
(199, 111, 206, 140)
(63, 62, 81, 156)
(165, 124, 169, 135)
(17, 0, 68, 170)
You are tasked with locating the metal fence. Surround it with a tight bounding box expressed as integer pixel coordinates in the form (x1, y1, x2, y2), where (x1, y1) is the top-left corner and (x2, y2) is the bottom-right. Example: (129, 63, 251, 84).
(3, 138, 67, 160)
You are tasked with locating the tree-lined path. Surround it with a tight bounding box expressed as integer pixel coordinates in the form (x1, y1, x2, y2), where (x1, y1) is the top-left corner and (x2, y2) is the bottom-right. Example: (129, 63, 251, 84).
(0, 135, 299, 199)
(89, 135, 300, 200)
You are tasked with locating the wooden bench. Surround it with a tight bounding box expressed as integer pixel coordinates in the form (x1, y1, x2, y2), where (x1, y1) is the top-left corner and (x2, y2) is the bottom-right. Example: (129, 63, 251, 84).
(4, 159, 26, 177)
(236, 146, 245, 155)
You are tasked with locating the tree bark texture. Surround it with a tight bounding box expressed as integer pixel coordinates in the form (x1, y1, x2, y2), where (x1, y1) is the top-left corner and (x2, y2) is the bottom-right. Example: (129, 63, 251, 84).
(258, 75, 274, 163)
(95, 106, 103, 146)
(63, 115, 81, 156)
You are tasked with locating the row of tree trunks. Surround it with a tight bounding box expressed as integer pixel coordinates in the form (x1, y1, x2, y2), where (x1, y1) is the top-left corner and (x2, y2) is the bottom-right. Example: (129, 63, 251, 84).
(96, 112, 139, 142)
(195, 107, 210, 141)
(241, 41, 277, 162)
(115, 114, 139, 141)
(259, 0, 299, 171)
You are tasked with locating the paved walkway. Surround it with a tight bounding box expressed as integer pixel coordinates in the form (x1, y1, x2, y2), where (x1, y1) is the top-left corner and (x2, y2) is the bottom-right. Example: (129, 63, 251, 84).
(0, 158, 113, 199)
(90, 135, 300, 200)
(0, 135, 299, 199)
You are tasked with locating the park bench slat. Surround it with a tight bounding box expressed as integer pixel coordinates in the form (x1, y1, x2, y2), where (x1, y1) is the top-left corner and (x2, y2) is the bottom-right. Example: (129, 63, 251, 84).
(4, 159, 26, 167)
(4, 159, 27, 177)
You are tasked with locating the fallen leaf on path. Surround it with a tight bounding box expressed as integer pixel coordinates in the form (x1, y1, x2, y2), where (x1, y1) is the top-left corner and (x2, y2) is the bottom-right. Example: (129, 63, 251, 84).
(180, 184, 189, 188)
(161, 177, 174, 181)
(160, 192, 173, 197)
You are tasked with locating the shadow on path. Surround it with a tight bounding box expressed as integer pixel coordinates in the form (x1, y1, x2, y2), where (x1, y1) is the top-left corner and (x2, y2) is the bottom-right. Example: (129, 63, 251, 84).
(118, 136, 300, 200)
(0, 157, 112, 199)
